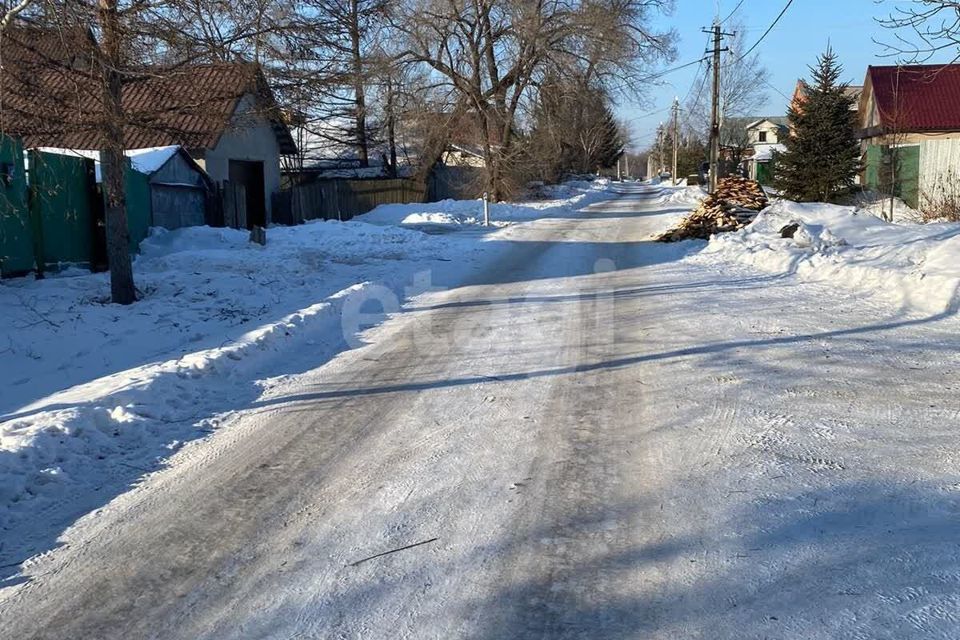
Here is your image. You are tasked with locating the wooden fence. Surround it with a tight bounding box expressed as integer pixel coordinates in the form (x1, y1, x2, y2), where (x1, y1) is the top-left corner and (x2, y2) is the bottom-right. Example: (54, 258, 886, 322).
(273, 178, 427, 225)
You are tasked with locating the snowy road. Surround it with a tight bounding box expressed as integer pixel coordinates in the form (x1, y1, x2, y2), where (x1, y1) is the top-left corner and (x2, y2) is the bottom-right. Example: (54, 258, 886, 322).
(4, 186, 960, 638)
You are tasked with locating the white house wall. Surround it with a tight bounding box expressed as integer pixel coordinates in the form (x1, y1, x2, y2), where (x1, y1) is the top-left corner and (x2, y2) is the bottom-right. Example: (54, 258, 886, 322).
(746, 121, 784, 145)
(198, 94, 282, 222)
(919, 138, 960, 197)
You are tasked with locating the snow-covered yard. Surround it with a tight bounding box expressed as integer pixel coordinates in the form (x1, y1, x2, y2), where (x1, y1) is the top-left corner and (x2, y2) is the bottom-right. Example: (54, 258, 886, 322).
(0, 180, 609, 569)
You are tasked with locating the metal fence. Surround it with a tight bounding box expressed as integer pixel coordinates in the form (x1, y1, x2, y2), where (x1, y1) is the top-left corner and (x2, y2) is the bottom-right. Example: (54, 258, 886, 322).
(0, 142, 154, 278)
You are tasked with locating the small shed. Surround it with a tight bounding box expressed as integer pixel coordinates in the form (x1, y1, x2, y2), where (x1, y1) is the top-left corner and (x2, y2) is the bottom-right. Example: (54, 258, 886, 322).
(128, 146, 214, 230)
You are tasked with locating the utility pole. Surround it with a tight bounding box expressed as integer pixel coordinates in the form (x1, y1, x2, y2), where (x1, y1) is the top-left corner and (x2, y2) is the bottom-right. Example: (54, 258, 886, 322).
(656, 123, 665, 176)
(672, 98, 680, 186)
(704, 23, 733, 194)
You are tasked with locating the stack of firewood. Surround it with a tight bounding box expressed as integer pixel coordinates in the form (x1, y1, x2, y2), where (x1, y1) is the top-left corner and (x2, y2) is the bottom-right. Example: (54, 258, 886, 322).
(657, 177, 769, 242)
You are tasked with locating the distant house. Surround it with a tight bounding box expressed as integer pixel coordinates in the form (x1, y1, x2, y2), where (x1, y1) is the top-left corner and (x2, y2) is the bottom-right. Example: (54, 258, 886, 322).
(858, 64, 960, 209)
(286, 115, 416, 180)
(746, 118, 789, 146)
(791, 81, 863, 116)
(0, 26, 296, 228)
(441, 144, 487, 168)
(743, 118, 789, 184)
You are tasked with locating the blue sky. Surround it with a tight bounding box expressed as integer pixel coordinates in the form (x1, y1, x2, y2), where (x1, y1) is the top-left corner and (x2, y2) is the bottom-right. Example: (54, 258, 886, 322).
(619, 0, 956, 151)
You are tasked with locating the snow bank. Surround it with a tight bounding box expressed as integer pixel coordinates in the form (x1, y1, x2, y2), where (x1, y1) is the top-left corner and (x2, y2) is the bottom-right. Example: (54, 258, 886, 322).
(700, 199, 960, 313)
(855, 191, 919, 224)
(656, 185, 707, 208)
(359, 179, 611, 228)
(0, 218, 484, 565)
(0, 176, 610, 568)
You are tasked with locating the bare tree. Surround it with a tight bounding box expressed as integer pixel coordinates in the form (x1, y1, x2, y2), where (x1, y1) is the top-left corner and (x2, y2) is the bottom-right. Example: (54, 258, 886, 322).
(0, 1, 287, 303)
(877, 1, 960, 62)
(529, 79, 625, 181)
(391, 0, 674, 198)
(98, 0, 135, 303)
(0, 0, 35, 28)
(279, 0, 391, 168)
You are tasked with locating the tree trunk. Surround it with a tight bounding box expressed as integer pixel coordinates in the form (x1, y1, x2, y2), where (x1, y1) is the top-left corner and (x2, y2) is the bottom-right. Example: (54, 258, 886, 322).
(386, 73, 397, 178)
(349, 0, 368, 168)
(98, 0, 135, 304)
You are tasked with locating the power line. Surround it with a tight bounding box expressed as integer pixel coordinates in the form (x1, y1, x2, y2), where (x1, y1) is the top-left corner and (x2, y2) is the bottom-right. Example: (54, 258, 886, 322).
(760, 76, 791, 102)
(689, 62, 711, 110)
(737, 0, 795, 62)
(719, 0, 746, 25)
(680, 31, 715, 105)
(639, 57, 708, 83)
(623, 105, 673, 123)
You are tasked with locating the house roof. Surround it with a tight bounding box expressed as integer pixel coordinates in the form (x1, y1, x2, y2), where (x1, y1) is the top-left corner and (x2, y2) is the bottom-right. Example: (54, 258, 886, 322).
(792, 81, 862, 111)
(744, 117, 789, 130)
(753, 143, 786, 161)
(0, 26, 296, 154)
(865, 65, 960, 132)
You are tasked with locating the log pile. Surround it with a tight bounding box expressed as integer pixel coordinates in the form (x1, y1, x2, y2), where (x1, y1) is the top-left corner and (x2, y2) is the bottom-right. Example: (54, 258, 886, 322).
(657, 177, 769, 242)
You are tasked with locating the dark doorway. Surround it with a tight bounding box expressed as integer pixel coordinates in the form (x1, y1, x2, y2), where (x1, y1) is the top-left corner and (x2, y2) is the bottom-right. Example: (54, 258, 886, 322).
(228, 160, 266, 229)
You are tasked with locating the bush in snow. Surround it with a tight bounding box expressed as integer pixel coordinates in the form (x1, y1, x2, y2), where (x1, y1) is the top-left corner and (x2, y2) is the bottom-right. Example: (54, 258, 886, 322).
(919, 168, 960, 223)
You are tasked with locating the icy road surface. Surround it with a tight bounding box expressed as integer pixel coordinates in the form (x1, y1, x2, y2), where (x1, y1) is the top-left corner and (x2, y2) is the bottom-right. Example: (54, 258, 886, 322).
(3, 185, 960, 639)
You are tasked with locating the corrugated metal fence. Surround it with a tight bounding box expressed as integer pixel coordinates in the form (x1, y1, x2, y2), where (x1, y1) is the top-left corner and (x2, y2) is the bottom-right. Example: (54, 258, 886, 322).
(0, 140, 153, 278)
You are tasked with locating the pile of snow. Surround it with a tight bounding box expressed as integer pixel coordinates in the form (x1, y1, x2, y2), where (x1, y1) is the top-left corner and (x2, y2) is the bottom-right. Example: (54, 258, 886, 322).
(855, 191, 919, 224)
(360, 179, 611, 229)
(0, 177, 610, 570)
(0, 218, 486, 567)
(700, 199, 960, 313)
(656, 184, 707, 208)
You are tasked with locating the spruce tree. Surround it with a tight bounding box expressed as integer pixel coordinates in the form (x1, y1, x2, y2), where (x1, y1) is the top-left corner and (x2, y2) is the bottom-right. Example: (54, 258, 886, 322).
(774, 47, 862, 202)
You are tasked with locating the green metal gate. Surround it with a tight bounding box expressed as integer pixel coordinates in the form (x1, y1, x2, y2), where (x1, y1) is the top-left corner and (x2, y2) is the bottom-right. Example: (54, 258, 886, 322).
(864, 143, 921, 209)
(897, 145, 921, 209)
(0, 137, 32, 276)
(28, 150, 97, 271)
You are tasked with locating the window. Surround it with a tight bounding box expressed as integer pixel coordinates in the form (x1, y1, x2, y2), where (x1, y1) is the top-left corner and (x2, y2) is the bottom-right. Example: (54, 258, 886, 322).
(758, 131, 768, 143)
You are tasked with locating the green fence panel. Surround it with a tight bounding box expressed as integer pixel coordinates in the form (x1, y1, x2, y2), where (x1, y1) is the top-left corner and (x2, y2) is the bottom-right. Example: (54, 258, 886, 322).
(756, 162, 774, 186)
(0, 138, 32, 276)
(29, 150, 95, 270)
(864, 144, 920, 208)
(125, 167, 152, 252)
(898, 145, 921, 209)
(865, 144, 882, 190)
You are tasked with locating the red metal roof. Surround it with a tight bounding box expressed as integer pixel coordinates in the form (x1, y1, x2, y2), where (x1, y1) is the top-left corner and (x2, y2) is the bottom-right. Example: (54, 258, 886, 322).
(868, 64, 960, 132)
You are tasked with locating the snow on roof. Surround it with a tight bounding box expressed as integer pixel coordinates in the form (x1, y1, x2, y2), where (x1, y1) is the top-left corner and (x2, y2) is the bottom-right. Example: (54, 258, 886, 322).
(753, 143, 786, 161)
(126, 146, 180, 174)
(33, 145, 182, 182)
